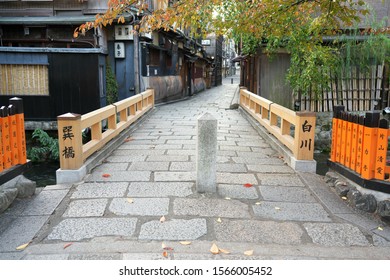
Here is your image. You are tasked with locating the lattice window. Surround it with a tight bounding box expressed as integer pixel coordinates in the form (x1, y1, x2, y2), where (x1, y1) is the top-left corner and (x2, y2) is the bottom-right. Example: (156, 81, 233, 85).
(0, 64, 49, 96)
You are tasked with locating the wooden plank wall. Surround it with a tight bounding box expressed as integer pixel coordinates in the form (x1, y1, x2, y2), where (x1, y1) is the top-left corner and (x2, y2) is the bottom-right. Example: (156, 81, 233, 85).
(300, 65, 386, 112)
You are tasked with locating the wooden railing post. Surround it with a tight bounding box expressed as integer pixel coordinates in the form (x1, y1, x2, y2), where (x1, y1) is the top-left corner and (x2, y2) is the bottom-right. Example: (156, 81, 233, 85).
(375, 119, 389, 180)
(7, 104, 19, 166)
(361, 111, 380, 179)
(9, 97, 27, 164)
(294, 111, 316, 160)
(0, 106, 11, 170)
(57, 113, 83, 170)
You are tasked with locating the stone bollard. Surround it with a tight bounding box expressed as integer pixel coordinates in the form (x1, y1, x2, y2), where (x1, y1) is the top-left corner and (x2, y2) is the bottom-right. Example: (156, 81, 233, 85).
(196, 113, 217, 193)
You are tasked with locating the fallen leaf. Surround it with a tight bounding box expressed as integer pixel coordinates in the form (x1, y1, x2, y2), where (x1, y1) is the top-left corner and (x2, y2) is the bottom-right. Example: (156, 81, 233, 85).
(102, 173, 111, 178)
(162, 251, 168, 258)
(244, 250, 254, 256)
(210, 243, 220, 255)
(225, 197, 231, 200)
(255, 201, 261, 205)
(63, 243, 73, 249)
(127, 198, 134, 204)
(160, 216, 166, 223)
(219, 248, 230, 254)
(341, 196, 347, 200)
(161, 242, 167, 249)
(16, 242, 30, 251)
(244, 183, 253, 188)
(216, 217, 222, 223)
(275, 207, 281, 210)
(378, 226, 384, 231)
(179, 241, 192, 245)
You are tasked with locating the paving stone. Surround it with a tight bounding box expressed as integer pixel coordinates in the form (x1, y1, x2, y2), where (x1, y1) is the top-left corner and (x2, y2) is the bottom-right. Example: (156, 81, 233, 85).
(92, 163, 129, 172)
(232, 157, 285, 165)
(252, 201, 331, 222)
(21, 190, 68, 216)
(47, 218, 137, 241)
(24, 254, 69, 260)
(170, 162, 196, 171)
(63, 199, 108, 217)
(236, 140, 270, 147)
(139, 219, 207, 240)
(122, 253, 170, 260)
(173, 198, 251, 218)
(336, 213, 381, 231)
(218, 184, 259, 199)
(214, 220, 303, 245)
(154, 172, 196, 182)
(127, 182, 193, 197)
(128, 162, 169, 171)
(105, 155, 147, 163)
(166, 140, 196, 145)
(113, 149, 165, 155)
(372, 234, 390, 247)
(260, 186, 317, 203)
(86, 171, 151, 182)
(166, 150, 196, 156)
(109, 198, 169, 216)
(258, 174, 305, 186)
(219, 145, 251, 151)
(248, 165, 294, 173)
(216, 150, 238, 156)
(71, 183, 128, 199)
(0, 216, 49, 251)
(217, 163, 247, 172)
(217, 173, 258, 184)
(68, 253, 122, 260)
(304, 223, 370, 246)
(235, 151, 270, 159)
(146, 155, 189, 162)
(0, 252, 24, 260)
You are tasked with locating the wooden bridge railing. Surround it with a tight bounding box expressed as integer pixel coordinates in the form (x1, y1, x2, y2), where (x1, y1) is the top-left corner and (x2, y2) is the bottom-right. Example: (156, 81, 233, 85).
(330, 106, 390, 181)
(0, 97, 27, 173)
(239, 88, 316, 161)
(57, 89, 154, 170)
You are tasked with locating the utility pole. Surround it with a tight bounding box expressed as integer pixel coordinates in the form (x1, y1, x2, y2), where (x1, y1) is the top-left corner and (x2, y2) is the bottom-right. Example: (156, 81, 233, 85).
(134, 29, 140, 95)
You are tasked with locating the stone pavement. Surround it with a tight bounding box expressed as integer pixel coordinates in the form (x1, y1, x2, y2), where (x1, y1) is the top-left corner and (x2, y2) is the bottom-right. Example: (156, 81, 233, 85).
(1, 76, 390, 260)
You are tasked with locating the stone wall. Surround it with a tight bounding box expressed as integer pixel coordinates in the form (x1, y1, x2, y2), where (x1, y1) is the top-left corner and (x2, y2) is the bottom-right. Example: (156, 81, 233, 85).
(314, 112, 332, 152)
(0, 175, 36, 213)
(325, 171, 390, 220)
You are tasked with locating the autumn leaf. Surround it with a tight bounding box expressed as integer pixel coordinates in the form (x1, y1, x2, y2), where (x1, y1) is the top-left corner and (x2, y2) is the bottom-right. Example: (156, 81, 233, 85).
(162, 251, 168, 258)
(179, 241, 192, 245)
(102, 173, 111, 178)
(244, 250, 254, 256)
(210, 243, 219, 255)
(63, 243, 73, 249)
(219, 248, 230, 254)
(16, 242, 30, 251)
(243, 183, 253, 188)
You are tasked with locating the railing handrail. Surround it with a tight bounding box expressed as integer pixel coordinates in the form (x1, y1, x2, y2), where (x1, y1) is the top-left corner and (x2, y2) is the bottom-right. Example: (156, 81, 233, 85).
(57, 89, 154, 170)
(239, 88, 316, 161)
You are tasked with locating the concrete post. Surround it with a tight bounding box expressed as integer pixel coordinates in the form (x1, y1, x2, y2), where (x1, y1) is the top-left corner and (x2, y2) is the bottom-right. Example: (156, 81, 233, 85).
(196, 113, 217, 193)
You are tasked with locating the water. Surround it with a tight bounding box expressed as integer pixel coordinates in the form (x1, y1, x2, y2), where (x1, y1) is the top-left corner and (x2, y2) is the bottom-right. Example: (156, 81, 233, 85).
(24, 162, 58, 188)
